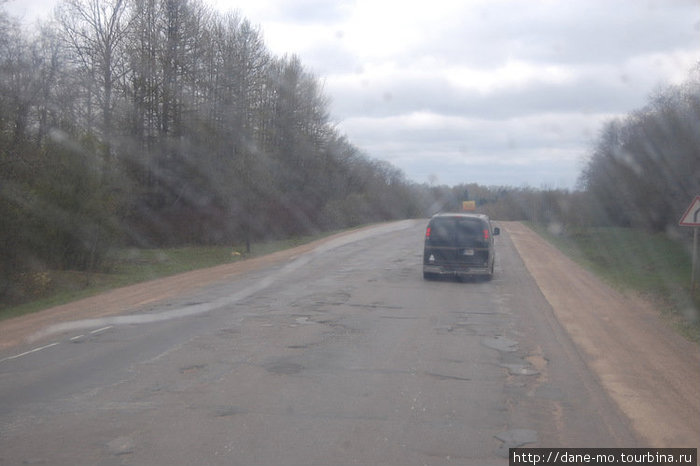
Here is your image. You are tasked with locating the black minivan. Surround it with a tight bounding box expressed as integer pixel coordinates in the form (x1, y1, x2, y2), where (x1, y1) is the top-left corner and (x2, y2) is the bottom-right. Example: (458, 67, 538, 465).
(423, 213, 500, 280)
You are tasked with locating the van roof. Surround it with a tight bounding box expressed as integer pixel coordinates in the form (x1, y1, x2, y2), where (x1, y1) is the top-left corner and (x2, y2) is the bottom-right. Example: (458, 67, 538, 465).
(430, 213, 490, 221)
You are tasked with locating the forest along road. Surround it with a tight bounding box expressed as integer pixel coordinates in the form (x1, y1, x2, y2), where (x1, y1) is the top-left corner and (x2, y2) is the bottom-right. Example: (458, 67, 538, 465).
(0, 220, 698, 465)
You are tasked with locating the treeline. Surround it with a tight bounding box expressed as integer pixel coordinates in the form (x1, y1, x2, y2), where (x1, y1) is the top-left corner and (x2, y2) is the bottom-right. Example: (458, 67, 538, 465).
(581, 70, 700, 233)
(0, 0, 421, 293)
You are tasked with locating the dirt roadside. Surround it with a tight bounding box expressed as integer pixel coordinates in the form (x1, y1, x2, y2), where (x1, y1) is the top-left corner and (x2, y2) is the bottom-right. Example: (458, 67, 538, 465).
(2, 221, 699, 449)
(504, 222, 700, 449)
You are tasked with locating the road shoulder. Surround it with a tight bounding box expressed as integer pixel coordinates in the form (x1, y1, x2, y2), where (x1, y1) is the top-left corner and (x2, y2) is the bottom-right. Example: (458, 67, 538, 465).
(504, 221, 700, 448)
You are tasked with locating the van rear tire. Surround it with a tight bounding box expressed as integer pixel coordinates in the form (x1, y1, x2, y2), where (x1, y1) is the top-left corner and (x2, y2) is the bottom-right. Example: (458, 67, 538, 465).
(485, 261, 495, 280)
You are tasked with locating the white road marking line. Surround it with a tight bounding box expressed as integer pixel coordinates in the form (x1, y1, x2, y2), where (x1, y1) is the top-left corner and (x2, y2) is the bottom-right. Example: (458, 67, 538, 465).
(1, 325, 114, 364)
(69, 326, 112, 343)
(0, 342, 60, 363)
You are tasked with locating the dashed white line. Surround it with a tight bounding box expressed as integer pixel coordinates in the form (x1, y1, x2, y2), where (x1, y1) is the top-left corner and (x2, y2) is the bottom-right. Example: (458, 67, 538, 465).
(0, 342, 60, 363)
(1, 326, 113, 363)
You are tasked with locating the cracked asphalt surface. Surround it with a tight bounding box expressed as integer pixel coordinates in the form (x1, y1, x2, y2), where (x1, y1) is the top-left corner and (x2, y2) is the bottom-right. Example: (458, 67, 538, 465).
(1, 220, 697, 465)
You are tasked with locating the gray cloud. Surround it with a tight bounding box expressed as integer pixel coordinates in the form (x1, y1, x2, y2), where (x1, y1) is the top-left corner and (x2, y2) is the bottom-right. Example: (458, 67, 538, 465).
(264, 0, 353, 24)
(328, 74, 637, 120)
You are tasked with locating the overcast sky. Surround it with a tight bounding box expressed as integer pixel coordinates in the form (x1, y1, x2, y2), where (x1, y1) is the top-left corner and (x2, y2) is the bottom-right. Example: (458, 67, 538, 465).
(7, 0, 700, 188)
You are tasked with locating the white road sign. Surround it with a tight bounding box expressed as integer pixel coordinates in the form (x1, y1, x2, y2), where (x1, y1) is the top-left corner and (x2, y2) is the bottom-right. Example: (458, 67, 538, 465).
(679, 195, 700, 227)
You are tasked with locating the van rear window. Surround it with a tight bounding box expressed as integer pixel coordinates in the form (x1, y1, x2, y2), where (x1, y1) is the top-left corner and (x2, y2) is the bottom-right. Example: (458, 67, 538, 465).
(428, 217, 485, 246)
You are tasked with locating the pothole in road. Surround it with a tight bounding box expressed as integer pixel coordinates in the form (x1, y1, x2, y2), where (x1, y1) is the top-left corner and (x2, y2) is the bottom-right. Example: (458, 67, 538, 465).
(294, 316, 316, 325)
(481, 336, 518, 352)
(266, 361, 304, 375)
(532, 384, 564, 401)
(106, 435, 136, 457)
(501, 363, 540, 376)
(425, 371, 471, 382)
(217, 327, 241, 338)
(214, 406, 247, 418)
(526, 350, 549, 379)
(480, 336, 547, 457)
(501, 352, 540, 376)
(482, 336, 542, 376)
(179, 364, 207, 375)
(494, 428, 538, 457)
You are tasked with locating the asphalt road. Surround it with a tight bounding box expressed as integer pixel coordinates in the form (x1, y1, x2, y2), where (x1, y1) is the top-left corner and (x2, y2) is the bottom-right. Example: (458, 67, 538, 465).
(0, 220, 640, 465)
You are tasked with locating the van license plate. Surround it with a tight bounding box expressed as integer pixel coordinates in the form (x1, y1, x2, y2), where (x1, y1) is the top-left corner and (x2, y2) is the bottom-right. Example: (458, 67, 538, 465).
(462, 249, 474, 256)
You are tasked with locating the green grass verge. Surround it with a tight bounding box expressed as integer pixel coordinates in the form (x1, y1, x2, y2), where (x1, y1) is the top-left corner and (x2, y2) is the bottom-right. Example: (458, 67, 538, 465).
(528, 223, 700, 342)
(0, 232, 338, 322)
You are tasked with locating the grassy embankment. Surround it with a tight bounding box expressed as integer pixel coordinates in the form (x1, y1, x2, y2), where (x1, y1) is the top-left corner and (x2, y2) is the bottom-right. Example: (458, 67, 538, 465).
(529, 223, 700, 342)
(0, 232, 336, 322)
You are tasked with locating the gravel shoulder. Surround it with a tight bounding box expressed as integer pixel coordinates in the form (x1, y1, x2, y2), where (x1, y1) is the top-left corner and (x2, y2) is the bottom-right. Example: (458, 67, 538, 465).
(504, 221, 700, 449)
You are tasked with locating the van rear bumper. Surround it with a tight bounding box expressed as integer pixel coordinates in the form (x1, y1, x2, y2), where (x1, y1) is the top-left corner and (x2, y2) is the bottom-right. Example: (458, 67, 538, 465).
(423, 264, 492, 277)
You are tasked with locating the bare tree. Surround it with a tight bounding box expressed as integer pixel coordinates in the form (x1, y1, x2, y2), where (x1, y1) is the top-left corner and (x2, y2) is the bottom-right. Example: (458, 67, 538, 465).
(57, 0, 132, 156)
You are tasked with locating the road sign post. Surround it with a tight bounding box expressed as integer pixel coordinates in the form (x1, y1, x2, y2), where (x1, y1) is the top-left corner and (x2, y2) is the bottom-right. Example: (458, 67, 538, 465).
(679, 195, 700, 292)
(694, 227, 698, 292)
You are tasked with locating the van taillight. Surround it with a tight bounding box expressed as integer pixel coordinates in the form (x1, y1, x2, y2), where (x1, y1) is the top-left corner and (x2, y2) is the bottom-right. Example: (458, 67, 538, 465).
(425, 227, 432, 239)
(483, 229, 490, 240)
